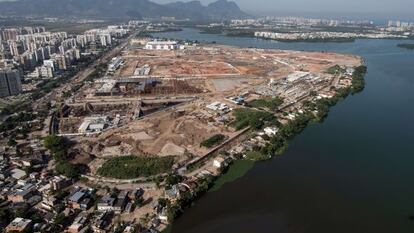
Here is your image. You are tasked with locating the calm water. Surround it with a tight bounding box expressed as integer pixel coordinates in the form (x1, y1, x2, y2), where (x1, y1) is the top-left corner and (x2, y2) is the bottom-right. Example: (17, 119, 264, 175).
(155, 28, 414, 233)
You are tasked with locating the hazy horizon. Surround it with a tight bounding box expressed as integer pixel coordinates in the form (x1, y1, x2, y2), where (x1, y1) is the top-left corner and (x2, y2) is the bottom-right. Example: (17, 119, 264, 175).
(0, 0, 413, 21)
(153, 0, 414, 21)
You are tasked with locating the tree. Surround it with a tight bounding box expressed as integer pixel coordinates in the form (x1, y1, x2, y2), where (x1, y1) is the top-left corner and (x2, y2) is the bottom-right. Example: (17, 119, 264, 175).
(0, 207, 12, 227)
(135, 196, 144, 207)
(44, 135, 68, 161)
(55, 162, 79, 178)
(30, 212, 44, 223)
(44, 135, 67, 152)
(53, 213, 68, 227)
(14, 203, 30, 218)
(249, 97, 284, 111)
(200, 134, 226, 148)
(111, 187, 120, 198)
(351, 65, 367, 94)
(158, 198, 170, 208)
(232, 108, 277, 130)
(7, 138, 17, 147)
(165, 174, 183, 187)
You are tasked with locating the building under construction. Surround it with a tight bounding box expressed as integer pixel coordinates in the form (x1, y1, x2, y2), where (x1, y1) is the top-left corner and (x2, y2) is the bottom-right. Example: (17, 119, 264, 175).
(93, 77, 203, 97)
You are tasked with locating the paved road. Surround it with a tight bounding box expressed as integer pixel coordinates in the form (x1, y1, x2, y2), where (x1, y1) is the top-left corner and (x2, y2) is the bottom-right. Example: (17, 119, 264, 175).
(37, 32, 139, 135)
(38, 31, 138, 107)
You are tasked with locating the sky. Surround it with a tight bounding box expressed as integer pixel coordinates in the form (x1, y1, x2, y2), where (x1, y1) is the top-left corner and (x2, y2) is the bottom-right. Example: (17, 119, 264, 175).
(153, 0, 414, 21)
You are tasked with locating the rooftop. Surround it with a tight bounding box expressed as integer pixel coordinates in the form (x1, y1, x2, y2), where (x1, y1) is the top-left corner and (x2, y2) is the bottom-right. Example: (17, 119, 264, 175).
(7, 217, 32, 229)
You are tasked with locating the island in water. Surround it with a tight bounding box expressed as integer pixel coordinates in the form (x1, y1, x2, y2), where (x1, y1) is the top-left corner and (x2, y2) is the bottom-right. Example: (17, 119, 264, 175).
(397, 43, 414, 50)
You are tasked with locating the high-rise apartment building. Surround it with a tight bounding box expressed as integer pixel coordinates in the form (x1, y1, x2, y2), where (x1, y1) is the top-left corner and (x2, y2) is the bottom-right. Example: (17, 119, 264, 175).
(0, 69, 22, 97)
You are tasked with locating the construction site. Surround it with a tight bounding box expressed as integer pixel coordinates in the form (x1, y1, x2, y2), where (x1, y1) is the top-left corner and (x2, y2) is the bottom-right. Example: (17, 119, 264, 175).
(54, 40, 362, 176)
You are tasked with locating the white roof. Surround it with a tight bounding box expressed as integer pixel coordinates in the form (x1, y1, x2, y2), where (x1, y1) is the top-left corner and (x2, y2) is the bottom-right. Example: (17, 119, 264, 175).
(9, 217, 32, 228)
(89, 123, 105, 130)
(11, 168, 26, 179)
(147, 40, 177, 45)
(78, 122, 90, 132)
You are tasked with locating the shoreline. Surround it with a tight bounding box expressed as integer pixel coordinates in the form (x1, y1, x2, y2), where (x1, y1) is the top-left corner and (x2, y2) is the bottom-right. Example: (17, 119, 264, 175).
(160, 64, 367, 232)
(66, 29, 367, 232)
(184, 26, 411, 43)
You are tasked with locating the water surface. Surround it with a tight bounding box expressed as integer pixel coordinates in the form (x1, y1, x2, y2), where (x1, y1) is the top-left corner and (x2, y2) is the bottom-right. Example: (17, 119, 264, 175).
(154, 28, 414, 233)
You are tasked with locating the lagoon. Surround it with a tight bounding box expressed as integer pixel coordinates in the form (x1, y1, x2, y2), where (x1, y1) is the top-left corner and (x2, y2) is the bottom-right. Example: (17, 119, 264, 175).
(155, 28, 414, 233)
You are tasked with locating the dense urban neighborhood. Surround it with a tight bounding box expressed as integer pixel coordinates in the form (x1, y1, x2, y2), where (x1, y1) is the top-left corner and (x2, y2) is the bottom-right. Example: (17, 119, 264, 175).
(2, 13, 397, 233)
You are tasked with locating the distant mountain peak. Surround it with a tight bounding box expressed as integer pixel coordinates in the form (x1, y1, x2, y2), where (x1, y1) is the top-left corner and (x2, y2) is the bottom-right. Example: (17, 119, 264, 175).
(0, 0, 250, 20)
(206, 0, 248, 20)
(208, 0, 239, 6)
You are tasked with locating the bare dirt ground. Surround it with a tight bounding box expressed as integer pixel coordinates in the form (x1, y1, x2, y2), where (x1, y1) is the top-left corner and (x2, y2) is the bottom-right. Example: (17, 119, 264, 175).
(76, 100, 234, 164)
(71, 44, 361, 168)
(64, 43, 363, 229)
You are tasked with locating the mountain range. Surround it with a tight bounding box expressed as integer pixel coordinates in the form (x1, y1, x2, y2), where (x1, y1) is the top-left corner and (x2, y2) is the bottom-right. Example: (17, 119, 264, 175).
(0, 0, 250, 20)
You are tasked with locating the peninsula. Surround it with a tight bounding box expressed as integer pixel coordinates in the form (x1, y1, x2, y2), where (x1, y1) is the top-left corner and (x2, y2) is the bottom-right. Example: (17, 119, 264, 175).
(55, 39, 365, 230)
(0, 22, 366, 233)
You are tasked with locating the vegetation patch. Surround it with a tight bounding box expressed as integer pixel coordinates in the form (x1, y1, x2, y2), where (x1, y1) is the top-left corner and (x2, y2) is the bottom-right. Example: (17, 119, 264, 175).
(256, 65, 367, 157)
(44, 135, 70, 162)
(248, 97, 283, 111)
(231, 108, 278, 130)
(351, 65, 367, 94)
(326, 65, 345, 74)
(55, 162, 79, 178)
(162, 176, 215, 222)
(200, 134, 226, 148)
(0, 112, 35, 132)
(97, 156, 174, 179)
(245, 151, 270, 161)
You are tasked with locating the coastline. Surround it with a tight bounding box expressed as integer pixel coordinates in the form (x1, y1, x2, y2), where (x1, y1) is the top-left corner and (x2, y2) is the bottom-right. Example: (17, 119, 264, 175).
(189, 26, 411, 43)
(161, 64, 367, 232)
(70, 28, 369, 232)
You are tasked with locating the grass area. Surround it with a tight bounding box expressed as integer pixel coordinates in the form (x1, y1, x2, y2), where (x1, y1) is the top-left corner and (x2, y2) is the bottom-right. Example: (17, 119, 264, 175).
(200, 134, 226, 148)
(248, 97, 283, 111)
(397, 44, 414, 50)
(97, 156, 174, 179)
(231, 108, 278, 130)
